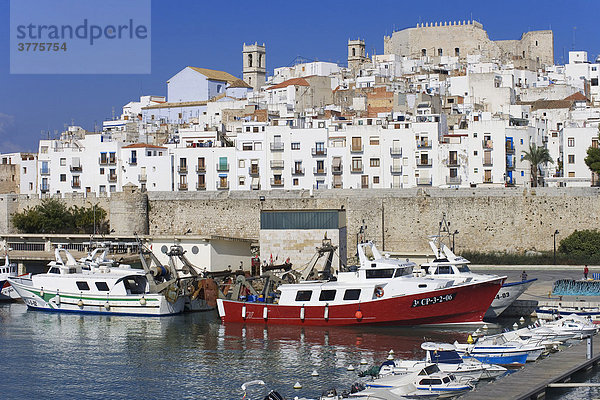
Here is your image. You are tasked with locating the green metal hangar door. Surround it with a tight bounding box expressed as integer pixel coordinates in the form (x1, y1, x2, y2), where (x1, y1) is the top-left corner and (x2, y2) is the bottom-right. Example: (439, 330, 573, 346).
(259, 209, 347, 272)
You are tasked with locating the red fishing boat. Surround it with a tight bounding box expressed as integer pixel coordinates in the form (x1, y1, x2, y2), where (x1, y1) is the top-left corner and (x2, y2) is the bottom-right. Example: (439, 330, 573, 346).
(217, 242, 504, 326)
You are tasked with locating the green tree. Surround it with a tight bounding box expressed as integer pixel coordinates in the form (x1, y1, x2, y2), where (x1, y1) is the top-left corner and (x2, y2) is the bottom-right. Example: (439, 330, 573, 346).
(11, 199, 108, 234)
(559, 229, 600, 259)
(522, 143, 554, 187)
(584, 126, 600, 185)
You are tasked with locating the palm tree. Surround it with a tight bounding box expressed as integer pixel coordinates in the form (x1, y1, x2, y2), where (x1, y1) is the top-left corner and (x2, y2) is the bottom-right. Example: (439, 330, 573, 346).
(522, 143, 554, 187)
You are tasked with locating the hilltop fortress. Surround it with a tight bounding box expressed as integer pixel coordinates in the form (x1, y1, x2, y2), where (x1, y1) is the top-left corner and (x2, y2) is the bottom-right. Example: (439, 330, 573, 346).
(384, 20, 553, 68)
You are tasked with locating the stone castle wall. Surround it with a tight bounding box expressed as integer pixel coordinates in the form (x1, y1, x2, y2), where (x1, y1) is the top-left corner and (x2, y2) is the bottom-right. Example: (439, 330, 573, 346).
(1, 187, 599, 258)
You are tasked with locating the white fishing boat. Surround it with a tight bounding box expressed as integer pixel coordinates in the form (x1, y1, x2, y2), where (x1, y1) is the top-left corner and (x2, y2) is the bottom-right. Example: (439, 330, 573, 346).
(0, 250, 19, 301)
(421, 240, 535, 319)
(543, 314, 598, 339)
(8, 243, 218, 316)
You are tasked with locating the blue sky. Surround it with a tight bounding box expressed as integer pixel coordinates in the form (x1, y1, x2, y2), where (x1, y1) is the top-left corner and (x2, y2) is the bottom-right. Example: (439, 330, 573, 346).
(1, 0, 599, 152)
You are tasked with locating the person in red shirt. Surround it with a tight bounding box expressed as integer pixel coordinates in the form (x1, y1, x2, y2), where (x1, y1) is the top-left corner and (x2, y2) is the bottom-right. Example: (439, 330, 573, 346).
(584, 265, 589, 280)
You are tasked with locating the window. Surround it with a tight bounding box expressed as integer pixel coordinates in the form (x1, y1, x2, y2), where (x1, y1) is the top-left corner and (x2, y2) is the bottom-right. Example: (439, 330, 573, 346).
(351, 137, 362, 151)
(99, 185, 106, 193)
(520, 139, 524, 145)
(239, 176, 245, 186)
(109, 185, 116, 192)
(373, 176, 379, 184)
(421, 49, 427, 56)
(242, 142, 253, 151)
(319, 290, 336, 301)
(343, 289, 361, 300)
(438, 48, 443, 56)
(100, 168, 104, 175)
(291, 142, 300, 150)
(369, 136, 379, 146)
(60, 174, 66, 182)
(568, 155, 575, 164)
(568, 138, 575, 147)
(293, 178, 299, 186)
(474, 150, 478, 156)
(473, 132, 478, 138)
(455, 47, 460, 56)
(370, 158, 380, 167)
(568, 172, 575, 177)
(295, 290, 312, 302)
(76, 281, 90, 291)
(239, 159, 245, 168)
(366, 269, 395, 279)
(60, 158, 66, 166)
(95, 282, 109, 291)
(352, 157, 362, 171)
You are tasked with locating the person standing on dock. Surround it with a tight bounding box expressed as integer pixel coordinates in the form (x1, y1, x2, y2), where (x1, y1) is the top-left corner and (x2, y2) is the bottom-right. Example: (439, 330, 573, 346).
(521, 270, 528, 281)
(584, 265, 589, 280)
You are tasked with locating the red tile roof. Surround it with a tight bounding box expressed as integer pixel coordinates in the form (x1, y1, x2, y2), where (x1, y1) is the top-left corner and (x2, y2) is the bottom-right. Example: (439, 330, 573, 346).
(564, 91, 588, 101)
(267, 77, 310, 90)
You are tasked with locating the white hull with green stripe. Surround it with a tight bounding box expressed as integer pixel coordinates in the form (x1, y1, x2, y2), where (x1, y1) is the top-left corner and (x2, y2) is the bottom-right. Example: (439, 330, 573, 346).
(8, 270, 185, 316)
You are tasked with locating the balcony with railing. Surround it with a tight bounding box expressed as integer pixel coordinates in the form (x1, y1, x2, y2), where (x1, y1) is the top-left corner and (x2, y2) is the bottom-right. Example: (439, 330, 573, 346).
(40, 167, 50, 175)
(251, 181, 260, 190)
(270, 177, 284, 186)
(446, 176, 462, 185)
(390, 165, 402, 174)
(196, 182, 206, 190)
(70, 165, 82, 173)
(313, 167, 327, 175)
(505, 142, 515, 153)
(128, 157, 137, 165)
(331, 180, 342, 189)
(40, 183, 50, 192)
(108, 173, 117, 182)
(447, 158, 460, 167)
(138, 174, 147, 182)
(71, 180, 81, 189)
(416, 159, 432, 167)
(332, 164, 343, 174)
(292, 167, 305, 175)
(482, 139, 493, 149)
(178, 182, 188, 190)
(390, 147, 402, 156)
(313, 183, 328, 190)
(270, 160, 284, 169)
(216, 162, 229, 172)
(249, 165, 259, 176)
(270, 142, 284, 151)
(311, 147, 327, 156)
(417, 177, 432, 186)
(417, 139, 431, 149)
(483, 157, 493, 167)
(350, 164, 363, 173)
(178, 165, 188, 174)
(216, 180, 229, 190)
(506, 155, 516, 170)
(196, 165, 206, 173)
(99, 155, 117, 165)
(350, 144, 364, 153)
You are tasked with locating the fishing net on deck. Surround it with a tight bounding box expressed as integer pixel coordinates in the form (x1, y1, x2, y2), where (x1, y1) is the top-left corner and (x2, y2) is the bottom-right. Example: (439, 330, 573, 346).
(553, 279, 600, 296)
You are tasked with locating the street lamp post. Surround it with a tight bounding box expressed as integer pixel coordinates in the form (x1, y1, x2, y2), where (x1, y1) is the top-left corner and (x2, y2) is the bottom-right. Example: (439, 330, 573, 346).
(452, 230, 459, 252)
(553, 229, 559, 265)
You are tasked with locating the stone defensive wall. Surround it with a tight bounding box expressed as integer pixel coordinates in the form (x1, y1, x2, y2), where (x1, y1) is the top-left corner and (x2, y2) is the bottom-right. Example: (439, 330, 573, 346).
(2, 187, 599, 258)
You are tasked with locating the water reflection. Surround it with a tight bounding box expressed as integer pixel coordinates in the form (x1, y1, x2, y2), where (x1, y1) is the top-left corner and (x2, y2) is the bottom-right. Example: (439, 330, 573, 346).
(0, 303, 535, 400)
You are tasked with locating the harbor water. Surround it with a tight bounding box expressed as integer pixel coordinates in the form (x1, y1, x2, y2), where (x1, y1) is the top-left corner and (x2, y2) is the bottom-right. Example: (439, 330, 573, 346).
(1, 268, 600, 399)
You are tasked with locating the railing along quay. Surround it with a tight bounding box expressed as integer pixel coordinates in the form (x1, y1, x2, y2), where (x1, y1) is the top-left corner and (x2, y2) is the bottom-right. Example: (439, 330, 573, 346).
(460, 337, 600, 400)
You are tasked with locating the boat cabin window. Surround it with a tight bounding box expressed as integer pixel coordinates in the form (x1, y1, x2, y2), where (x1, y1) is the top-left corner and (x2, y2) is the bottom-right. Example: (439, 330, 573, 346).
(394, 267, 410, 277)
(295, 290, 312, 302)
(123, 276, 147, 295)
(419, 364, 440, 375)
(436, 265, 452, 274)
(419, 379, 442, 385)
(442, 377, 450, 383)
(95, 282, 110, 291)
(49, 267, 60, 274)
(319, 290, 336, 301)
(366, 269, 395, 279)
(76, 281, 90, 291)
(456, 264, 470, 272)
(343, 289, 361, 300)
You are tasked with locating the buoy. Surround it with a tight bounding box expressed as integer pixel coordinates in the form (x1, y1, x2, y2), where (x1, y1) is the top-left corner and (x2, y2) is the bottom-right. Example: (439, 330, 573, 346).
(387, 354, 394, 360)
(300, 306, 305, 321)
(241, 305, 246, 319)
(104, 301, 110, 310)
(513, 322, 519, 330)
(39, 288, 44, 298)
(311, 369, 319, 377)
(324, 305, 329, 320)
(347, 365, 355, 371)
(77, 299, 84, 308)
(467, 334, 474, 344)
(482, 324, 488, 330)
(388, 349, 395, 355)
(140, 297, 147, 306)
(55, 291, 61, 305)
(360, 359, 368, 365)
(293, 382, 302, 389)
(520, 316, 525, 323)
(263, 307, 268, 320)
(355, 310, 363, 320)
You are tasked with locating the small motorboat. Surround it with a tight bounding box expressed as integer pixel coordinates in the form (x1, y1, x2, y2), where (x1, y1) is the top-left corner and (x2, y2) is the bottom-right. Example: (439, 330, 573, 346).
(0, 249, 19, 301)
(454, 338, 530, 367)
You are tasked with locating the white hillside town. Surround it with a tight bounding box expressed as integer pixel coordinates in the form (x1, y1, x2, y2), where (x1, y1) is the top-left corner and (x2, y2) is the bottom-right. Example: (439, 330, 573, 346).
(2, 22, 600, 196)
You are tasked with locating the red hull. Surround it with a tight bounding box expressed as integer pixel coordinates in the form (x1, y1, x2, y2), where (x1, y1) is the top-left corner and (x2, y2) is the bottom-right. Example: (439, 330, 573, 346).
(218, 279, 502, 326)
